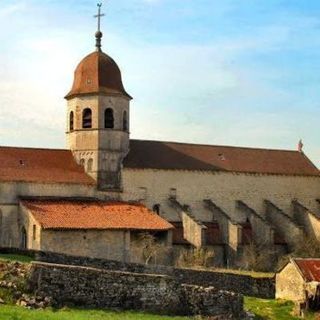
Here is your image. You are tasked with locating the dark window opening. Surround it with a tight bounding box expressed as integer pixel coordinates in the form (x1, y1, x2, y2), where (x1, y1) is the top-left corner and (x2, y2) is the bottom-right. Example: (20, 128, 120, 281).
(274, 232, 287, 245)
(105, 108, 114, 129)
(171, 222, 189, 245)
(82, 108, 92, 128)
(204, 222, 222, 245)
(33, 225, 36, 241)
(21, 227, 27, 249)
(123, 111, 128, 131)
(169, 188, 177, 199)
(87, 159, 93, 172)
(241, 219, 253, 245)
(69, 111, 74, 131)
(153, 204, 160, 215)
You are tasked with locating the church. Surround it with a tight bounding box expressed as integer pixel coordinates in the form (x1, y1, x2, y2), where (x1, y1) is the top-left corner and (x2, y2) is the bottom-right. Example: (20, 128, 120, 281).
(1, 6, 320, 267)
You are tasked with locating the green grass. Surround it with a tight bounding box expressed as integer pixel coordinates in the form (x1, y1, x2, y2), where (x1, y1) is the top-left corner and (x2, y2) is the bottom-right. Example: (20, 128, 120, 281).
(244, 296, 317, 320)
(0, 254, 33, 264)
(214, 268, 274, 278)
(181, 266, 275, 278)
(0, 305, 190, 320)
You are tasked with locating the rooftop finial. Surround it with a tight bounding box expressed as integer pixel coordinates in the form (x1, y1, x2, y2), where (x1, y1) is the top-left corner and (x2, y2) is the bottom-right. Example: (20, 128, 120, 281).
(94, 3, 105, 51)
(298, 139, 304, 153)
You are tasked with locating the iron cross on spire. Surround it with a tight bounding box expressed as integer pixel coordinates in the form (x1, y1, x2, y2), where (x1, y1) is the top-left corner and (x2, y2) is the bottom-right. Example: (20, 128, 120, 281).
(94, 3, 105, 32)
(94, 3, 105, 51)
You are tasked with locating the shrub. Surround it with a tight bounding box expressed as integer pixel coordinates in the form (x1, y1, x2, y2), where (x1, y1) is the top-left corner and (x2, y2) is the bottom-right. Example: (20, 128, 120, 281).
(241, 241, 276, 272)
(176, 247, 215, 268)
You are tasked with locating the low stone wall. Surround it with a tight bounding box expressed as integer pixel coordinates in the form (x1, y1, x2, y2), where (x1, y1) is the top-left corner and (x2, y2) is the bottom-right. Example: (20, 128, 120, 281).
(173, 268, 275, 299)
(28, 262, 244, 318)
(0, 248, 275, 299)
(34, 250, 275, 298)
(34, 250, 172, 275)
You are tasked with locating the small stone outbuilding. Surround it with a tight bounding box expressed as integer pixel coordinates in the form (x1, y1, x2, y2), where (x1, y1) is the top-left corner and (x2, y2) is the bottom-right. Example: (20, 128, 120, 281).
(20, 198, 173, 264)
(276, 258, 320, 312)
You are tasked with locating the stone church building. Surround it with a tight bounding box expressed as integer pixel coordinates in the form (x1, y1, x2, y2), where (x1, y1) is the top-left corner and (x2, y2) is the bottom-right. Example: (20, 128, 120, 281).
(0, 16, 320, 266)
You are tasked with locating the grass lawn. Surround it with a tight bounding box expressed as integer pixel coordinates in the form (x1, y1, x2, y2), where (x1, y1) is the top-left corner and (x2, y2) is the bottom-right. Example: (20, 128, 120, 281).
(0, 254, 33, 263)
(0, 305, 190, 320)
(214, 268, 274, 278)
(244, 296, 317, 320)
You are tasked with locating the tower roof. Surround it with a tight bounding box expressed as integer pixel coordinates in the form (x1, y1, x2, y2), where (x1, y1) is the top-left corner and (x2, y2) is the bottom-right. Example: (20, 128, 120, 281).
(65, 51, 132, 100)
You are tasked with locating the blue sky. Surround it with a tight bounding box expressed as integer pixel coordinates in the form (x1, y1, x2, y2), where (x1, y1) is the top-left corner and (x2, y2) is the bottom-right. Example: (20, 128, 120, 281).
(0, 0, 319, 165)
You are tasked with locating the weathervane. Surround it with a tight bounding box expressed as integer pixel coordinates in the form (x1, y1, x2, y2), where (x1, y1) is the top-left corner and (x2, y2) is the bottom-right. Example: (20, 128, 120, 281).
(94, 3, 105, 51)
(298, 139, 304, 153)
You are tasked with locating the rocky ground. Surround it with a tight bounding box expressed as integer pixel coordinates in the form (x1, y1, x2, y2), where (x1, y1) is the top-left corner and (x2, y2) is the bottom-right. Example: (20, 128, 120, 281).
(0, 260, 51, 309)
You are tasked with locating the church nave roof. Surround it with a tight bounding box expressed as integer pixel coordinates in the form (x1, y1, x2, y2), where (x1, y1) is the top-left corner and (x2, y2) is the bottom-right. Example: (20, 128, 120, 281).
(0, 146, 95, 185)
(124, 139, 320, 176)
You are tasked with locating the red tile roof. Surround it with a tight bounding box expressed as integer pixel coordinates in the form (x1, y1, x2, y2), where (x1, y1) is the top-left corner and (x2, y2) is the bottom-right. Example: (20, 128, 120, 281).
(65, 51, 132, 100)
(1, 139, 318, 186)
(124, 140, 320, 176)
(0, 147, 94, 185)
(21, 199, 173, 231)
(293, 258, 320, 282)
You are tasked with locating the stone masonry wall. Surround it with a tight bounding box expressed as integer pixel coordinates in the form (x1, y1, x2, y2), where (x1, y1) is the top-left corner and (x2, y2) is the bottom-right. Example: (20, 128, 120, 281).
(122, 169, 320, 224)
(34, 250, 275, 298)
(276, 262, 305, 302)
(29, 262, 244, 318)
(173, 268, 275, 299)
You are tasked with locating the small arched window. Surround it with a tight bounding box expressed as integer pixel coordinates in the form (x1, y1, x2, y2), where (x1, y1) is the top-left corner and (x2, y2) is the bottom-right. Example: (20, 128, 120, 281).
(153, 204, 160, 215)
(123, 111, 128, 131)
(80, 159, 85, 167)
(105, 108, 114, 129)
(82, 108, 92, 128)
(33, 225, 36, 241)
(87, 158, 93, 172)
(21, 227, 27, 249)
(69, 111, 74, 131)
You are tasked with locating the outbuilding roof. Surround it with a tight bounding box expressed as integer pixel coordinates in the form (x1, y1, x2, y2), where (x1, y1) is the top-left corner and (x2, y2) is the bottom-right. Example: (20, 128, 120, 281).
(124, 140, 319, 176)
(293, 258, 320, 282)
(21, 199, 173, 231)
(0, 147, 95, 185)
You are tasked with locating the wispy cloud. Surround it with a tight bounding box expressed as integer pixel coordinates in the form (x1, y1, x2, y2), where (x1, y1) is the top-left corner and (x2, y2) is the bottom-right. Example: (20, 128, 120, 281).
(0, 2, 26, 18)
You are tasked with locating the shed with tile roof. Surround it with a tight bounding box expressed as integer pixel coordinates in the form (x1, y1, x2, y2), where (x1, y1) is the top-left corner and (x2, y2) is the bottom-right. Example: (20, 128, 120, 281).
(19, 199, 173, 264)
(276, 258, 320, 311)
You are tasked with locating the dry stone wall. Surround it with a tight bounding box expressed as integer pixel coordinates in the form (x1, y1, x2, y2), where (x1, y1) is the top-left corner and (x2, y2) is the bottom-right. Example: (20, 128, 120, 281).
(173, 268, 275, 299)
(33, 250, 275, 298)
(28, 262, 244, 318)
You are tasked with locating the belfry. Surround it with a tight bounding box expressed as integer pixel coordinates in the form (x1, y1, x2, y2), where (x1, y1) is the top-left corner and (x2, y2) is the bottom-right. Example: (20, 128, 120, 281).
(65, 3, 132, 190)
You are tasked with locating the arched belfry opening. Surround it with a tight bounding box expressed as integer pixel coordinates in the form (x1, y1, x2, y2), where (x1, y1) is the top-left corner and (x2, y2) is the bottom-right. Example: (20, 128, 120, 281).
(82, 108, 92, 128)
(105, 108, 114, 129)
(69, 111, 74, 131)
(123, 111, 128, 131)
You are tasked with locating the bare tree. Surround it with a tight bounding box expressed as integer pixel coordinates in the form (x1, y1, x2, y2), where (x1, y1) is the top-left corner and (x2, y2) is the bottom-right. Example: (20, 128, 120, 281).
(176, 247, 215, 268)
(241, 241, 276, 272)
(134, 232, 168, 265)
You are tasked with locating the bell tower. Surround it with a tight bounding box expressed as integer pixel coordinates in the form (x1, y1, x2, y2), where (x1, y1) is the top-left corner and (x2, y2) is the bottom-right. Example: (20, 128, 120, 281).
(65, 3, 132, 190)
